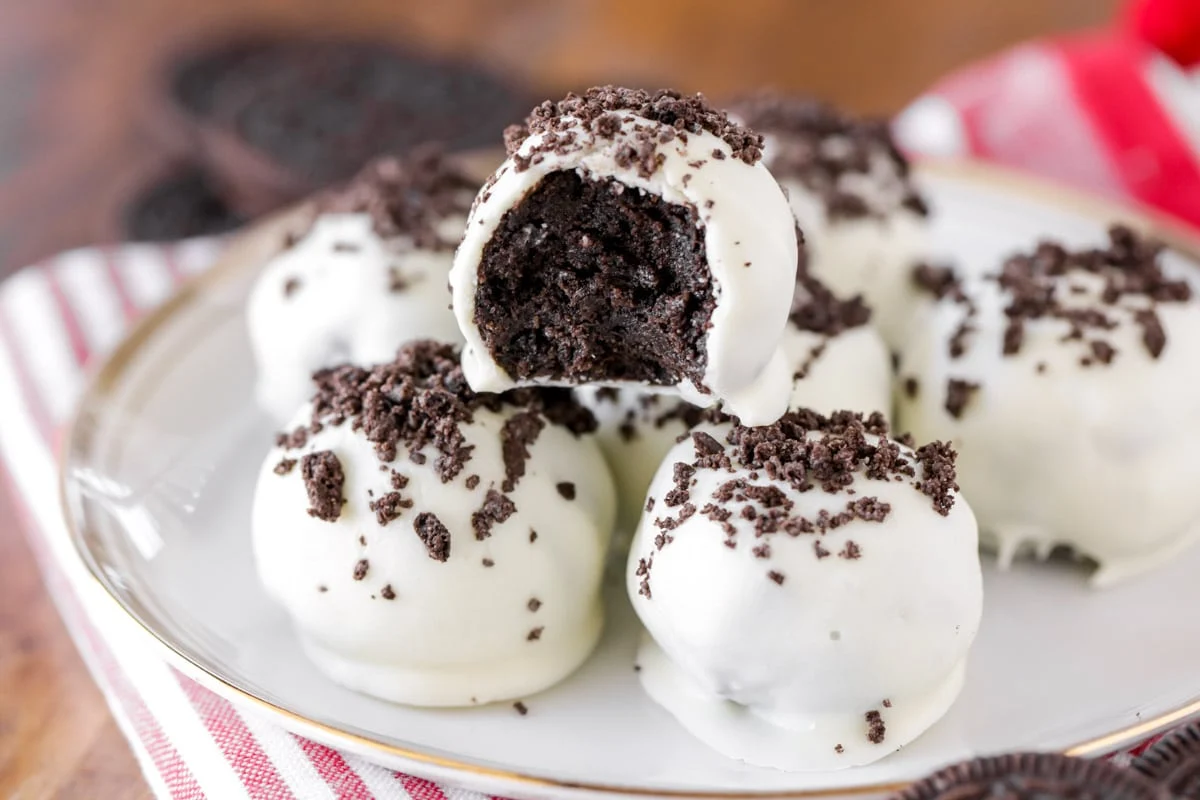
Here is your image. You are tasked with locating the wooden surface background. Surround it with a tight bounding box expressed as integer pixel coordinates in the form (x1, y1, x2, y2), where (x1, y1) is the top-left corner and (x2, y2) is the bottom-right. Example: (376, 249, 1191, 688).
(0, 1, 1119, 796)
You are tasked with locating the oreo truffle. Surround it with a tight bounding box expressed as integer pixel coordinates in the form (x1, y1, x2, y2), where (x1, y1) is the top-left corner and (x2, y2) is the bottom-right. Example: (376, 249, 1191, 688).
(449, 86, 799, 426)
(627, 411, 981, 770)
(899, 752, 1169, 799)
(896, 226, 1200, 586)
(728, 93, 930, 348)
(252, 341, 616, 706)
(246, 148, 476, 422)
(578, 261, 891, 538)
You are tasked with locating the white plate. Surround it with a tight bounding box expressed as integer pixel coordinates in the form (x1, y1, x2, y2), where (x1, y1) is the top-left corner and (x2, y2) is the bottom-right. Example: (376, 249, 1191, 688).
(61, 162, 1200, 799)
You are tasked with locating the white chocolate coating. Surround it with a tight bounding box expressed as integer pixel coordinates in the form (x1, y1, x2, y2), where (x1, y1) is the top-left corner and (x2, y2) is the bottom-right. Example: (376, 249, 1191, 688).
(896, 260, 1200, 587)
(450, 113, 798, 425)
(247, 213, 466, 423)
(252, 401, 616, 706)
(627, 421, 981, 770)
(579, 319, 892, 537)
(775, 161, 929, 351)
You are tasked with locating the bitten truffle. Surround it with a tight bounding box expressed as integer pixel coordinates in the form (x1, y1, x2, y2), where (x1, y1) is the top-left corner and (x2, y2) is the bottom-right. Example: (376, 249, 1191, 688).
(450, 87, 799, 425)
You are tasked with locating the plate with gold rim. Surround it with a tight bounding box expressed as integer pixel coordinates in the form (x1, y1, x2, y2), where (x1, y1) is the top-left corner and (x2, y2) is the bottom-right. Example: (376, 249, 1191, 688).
(60, 161, 1200, 799)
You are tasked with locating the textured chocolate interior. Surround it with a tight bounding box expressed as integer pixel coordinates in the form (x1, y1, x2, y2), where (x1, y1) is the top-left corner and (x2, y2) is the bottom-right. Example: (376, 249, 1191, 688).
(475, 170, 714, 387)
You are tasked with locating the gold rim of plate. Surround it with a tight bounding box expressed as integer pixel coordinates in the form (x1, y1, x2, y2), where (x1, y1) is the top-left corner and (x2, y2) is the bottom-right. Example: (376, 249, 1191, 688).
(57, 158, 1200, 799)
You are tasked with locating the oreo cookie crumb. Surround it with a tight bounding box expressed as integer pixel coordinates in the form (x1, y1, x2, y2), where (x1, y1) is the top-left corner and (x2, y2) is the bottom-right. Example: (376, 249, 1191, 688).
(944, 379, 980, 419)
(501, 411, 545, 492)
(472, 489, 517, 540)
(301, 451, 345, 522)
(767, 570, 785, 585)
(283, 277, 301, 298)
(866, 710, 886, 744)
(353, 559, 369, 580)
(303, 341, 595, 484)
(368, 491, 412, 525)
(527, 597, 542, 612)
(556, 482, 576, 500)
(381, 584, 396, 600)
(413, 512, 451, 562)
(274, 458, 297, 476)
(527, 626, 544, 641)
(482, 558, 495, 567)
(513, 701, 529, 716)
(317, 147, 477, 249)
(508, 86, 763, 167)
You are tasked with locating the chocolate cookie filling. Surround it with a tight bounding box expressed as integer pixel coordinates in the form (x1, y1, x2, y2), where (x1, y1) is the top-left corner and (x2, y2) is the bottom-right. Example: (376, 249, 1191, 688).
(898, 753, 1168, 800)
(474, 169, 715, 387)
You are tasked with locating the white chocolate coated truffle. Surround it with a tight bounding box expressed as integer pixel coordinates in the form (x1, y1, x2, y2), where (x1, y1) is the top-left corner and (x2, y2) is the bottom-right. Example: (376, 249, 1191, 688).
(252, 343, 616, 706)
(628, 413, 981, 771)
(450, 88, 798, 425)
(897, 228, 1200, 587)
(730, 94, 931, 349)
(247, 154, 475, 423)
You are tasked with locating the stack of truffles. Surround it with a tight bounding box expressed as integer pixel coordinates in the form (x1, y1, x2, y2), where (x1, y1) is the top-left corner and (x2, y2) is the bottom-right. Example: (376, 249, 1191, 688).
(247, 86, 1200, 772)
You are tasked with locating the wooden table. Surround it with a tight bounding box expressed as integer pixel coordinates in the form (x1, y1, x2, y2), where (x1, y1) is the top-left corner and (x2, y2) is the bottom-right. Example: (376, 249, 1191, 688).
(0, 0, 1119, 795)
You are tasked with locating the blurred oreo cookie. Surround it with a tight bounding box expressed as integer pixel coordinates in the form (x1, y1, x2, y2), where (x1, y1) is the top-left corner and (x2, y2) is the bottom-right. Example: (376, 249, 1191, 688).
(1134, 722, 1200, 797)
(896, 752, 1170, 799)
(123, 166, 244, 242)
(168, 38, 529, 213)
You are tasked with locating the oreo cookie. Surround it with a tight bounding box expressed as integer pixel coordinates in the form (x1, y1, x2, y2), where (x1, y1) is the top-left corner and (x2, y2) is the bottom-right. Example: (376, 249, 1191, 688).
(171, 38, 530, 189)
(123, 167, 244, 242)
(897, 753, 1170, 799)
(1134, 722, 1200, 797)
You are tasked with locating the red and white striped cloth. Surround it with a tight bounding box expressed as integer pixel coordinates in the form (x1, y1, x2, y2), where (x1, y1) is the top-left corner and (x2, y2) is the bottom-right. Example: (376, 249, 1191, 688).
(0, 240, 508, 800)
(895, 32, 1200, 230)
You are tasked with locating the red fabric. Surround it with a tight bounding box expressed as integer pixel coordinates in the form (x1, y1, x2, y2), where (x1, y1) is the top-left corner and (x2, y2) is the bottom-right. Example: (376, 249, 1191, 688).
(1125, 0, 1200, 67)
(1060, 33, 1200, 225)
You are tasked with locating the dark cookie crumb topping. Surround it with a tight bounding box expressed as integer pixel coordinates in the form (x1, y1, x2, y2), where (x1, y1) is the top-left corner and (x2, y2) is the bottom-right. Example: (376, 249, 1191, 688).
(944, 379, 980, 420)
(280, 341, 595, 492)
(638, 410, 959, 597)
(316, 146, 477, 250)
(866, 710, 886, 744)
(924, 227, 1189, 369)
(413, 512, 451, 562)
(506, 86, 763, 169)
(790, 229, 872, 337)
(300, 451, 345, 522)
